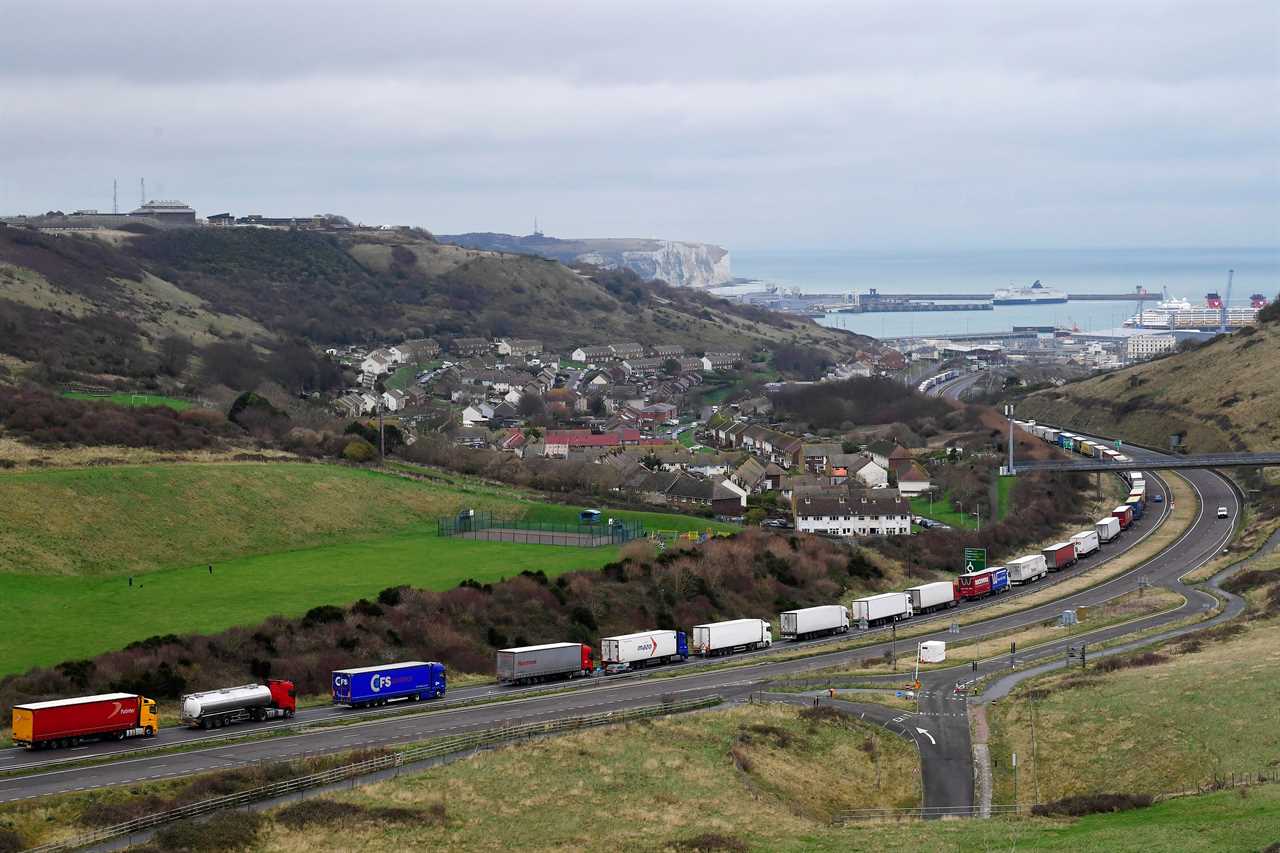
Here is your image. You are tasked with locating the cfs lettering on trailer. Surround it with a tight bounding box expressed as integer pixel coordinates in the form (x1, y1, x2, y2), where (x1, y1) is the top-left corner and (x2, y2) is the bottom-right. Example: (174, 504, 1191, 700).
(331, 661, 447, 708)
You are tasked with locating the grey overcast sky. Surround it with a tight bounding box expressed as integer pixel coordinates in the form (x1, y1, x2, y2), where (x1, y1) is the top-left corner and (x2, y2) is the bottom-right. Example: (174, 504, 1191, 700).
(1, 0, 1276, 250)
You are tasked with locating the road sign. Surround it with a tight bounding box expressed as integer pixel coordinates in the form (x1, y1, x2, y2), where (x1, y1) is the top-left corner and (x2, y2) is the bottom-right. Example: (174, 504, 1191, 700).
(963, 547, 987, 573)
(1114, 439, 1123, 449)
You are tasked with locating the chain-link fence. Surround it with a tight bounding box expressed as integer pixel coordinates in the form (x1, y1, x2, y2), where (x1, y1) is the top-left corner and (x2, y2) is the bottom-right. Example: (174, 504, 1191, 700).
(438, 511, 645, 547)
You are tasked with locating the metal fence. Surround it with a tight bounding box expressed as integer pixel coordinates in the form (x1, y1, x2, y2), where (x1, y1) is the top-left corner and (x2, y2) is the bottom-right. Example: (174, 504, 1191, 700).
(438, 511, 646, 547)
(25, 695, 720, 853)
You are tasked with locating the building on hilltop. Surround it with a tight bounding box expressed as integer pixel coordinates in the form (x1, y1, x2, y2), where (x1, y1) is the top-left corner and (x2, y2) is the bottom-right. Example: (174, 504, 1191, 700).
(129, 200, 197, 224)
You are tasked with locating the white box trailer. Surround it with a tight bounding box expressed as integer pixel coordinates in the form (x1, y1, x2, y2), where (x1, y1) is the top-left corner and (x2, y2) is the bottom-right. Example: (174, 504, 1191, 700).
(600, 630, 687, 668)
(779, 605, 850, 640)
(851, 592, 913, 627)
(919, 641, 946, 663)
(1096, 516, 1122, 543)
(1069, 529, 1100, 557)
(691, 619, 772, 656)
(1007, 554, 1048, 584)
(906, 581, 957, 614)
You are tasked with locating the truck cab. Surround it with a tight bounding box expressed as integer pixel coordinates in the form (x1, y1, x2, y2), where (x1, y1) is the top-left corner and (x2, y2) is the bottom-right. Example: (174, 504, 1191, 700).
(139, 697, 159, 736)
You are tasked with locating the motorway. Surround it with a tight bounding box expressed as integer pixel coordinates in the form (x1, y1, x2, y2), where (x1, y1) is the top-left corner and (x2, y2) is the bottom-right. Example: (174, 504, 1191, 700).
(0, 434, 1241, 809)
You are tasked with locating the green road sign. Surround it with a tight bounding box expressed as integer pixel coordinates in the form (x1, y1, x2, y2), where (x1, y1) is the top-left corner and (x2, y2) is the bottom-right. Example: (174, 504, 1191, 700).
(963, 547, 987, 573)
(1114, 439, 1123, 449)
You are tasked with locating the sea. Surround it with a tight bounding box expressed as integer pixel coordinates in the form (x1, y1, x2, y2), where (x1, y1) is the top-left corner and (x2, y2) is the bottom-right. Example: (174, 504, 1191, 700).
(727, 247, 1280, 339)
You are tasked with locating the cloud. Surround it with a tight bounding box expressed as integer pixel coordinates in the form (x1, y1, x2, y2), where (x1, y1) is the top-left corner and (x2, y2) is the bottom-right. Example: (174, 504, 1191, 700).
(0, 0, 1275, 248)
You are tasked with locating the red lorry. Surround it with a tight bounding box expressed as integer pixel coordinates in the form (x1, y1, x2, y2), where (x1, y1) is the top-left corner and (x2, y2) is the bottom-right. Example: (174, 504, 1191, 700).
(12, 693, 159, 749)
(1112, 504, 1134, 530)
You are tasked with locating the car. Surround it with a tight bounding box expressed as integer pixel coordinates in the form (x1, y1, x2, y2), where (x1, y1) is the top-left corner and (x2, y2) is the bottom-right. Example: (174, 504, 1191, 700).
(1152, 494, 1164, 503)
(1217, 507, 1230, 519)
(604, 663, 631, 675)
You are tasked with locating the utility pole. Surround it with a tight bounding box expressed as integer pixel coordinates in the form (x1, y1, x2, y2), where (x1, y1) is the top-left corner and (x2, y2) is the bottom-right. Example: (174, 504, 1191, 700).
(1012, 752, 1019, 811)
(1004, 403, 1015, 474)
(891, 622, 897, 671)
(377, 403, 385, 458)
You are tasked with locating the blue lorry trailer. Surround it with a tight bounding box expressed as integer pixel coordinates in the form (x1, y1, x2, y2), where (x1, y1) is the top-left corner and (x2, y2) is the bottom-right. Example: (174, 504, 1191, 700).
(331, 661, 446, 707)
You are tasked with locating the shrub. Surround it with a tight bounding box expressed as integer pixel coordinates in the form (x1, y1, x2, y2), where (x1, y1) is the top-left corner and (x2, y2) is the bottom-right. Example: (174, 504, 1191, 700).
(0, 828, 24, 853)
(377, 586, 406, 607)
(342, 438, 376, 462)
(1031, 792, 1153, 817)
(142, 811, 263, 852)
(301, 605, 345, 628)
(670, 833, 750, 853)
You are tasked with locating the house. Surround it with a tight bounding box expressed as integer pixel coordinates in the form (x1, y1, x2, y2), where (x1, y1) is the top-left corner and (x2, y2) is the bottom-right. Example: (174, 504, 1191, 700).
(620, 357, 667, 377)
(542, 429, 642, 458)
(490, 401, 522, 427)
(385, 346, 408, 365)
(701, 352, 741, 371)
(895, 462, 932, 497)
(739, 425, 803, 468)
(359, 392, 380, 413)
(650, 344, 685, 358)
(849, 456, 889, 488)
(360, 351, 392, 376)
(731, 456, 767, 493)
(455, 426, 490, 448)
(793, 491, 912, 538)
(610, 342, 644, 361)
(802, 443, 844, 474)
(887, 446, 914, 474)
(452, 337, 491, 357)
(867, 440, 898, 470)
(572, 345, 614, 363)
(334, 393, 365, 418)
(763, 462, 785, 492)
(498, 429, 527, 455)
(401, 338, 440, 361)
(461, 402, 493, 427)
(381, 389, 408, 412)
(628, 402, 679, 429)
(496, 339, 542, 357)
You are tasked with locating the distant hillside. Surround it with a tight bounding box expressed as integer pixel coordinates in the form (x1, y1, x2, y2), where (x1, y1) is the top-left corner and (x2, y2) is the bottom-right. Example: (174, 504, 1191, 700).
(1016, 318, 1280, 453)
(0, 225, 873, 387)
(437, 232, 731, 288)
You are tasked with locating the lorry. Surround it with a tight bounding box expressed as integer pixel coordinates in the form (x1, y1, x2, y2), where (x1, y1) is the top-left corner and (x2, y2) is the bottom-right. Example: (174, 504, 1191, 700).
(850, 592, 913, 627)
(956, 566, 1010, 600)
(691, 619, 772, 656)
(918, 640, 946, 663)
(12, 693, 158, 749)
(496, 643, 593, 685)
(180, 680, 296, 729)
(1125, 495, 1144, 520)
(1007, 553, 1049, 584)
(1042, 542, 1078, 572)
(331, 661, 446, 707)
(1070, 529, 1100, 558)
(600, 630, 688, 670)
(1096, 516, 1122, 543)
(1112, 505, 1135, 530)
(905, 581, 958, 614)
(779, 605, 850, 640)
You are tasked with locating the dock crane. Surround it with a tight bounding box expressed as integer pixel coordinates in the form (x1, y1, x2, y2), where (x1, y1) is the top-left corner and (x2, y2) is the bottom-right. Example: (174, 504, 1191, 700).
(1219, 269, 1234, 332)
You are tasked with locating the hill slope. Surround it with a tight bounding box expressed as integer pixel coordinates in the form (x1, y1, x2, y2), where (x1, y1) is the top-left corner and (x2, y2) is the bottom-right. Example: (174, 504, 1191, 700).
(1016, 320, 1280, 452)
(0, 226, 872, 385)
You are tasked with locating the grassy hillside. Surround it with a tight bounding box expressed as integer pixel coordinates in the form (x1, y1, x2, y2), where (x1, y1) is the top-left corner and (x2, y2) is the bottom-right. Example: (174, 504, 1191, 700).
(0, 463, 518, 577)
(1017, 321, 1280, 452)
(0, 226, 874, 387)
(989, 592, 1280, 805)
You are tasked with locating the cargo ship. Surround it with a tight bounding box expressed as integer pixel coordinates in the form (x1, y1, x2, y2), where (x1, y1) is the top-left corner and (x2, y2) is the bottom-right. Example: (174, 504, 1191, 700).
(992, 280, 1068, 305)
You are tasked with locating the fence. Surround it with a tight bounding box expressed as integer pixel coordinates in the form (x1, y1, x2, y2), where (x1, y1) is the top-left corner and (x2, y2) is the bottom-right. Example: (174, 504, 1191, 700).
(438, 511, 645, 547)
(25, 694, 721, 852)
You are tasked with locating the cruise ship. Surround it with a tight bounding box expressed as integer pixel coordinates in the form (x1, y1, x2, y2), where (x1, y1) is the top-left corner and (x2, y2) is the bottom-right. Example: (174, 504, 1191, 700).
(1124, 289, 1259, 329)
(991, 280, 1068, 305)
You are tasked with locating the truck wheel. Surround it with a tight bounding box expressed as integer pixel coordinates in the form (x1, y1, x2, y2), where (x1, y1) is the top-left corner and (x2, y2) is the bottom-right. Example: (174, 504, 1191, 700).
(146, 726, 155, 737)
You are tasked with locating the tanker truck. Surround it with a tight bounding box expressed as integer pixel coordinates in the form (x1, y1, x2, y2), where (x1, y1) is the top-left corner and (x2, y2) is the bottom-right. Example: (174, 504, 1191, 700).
(180, 680, 297, 729)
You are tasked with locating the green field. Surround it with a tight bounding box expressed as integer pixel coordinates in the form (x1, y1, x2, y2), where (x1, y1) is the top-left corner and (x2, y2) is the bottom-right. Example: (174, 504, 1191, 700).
(908, 489, 980, 530)
(62, 391, 193, 411)
(0, 461, 733, 676)
(996, 474, 1014, 519)
(678, 426, 697, 447)
(0, 532, 616, 677)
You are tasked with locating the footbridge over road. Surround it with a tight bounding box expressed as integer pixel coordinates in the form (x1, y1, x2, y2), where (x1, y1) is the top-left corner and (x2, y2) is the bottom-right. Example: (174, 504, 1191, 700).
(1009, 452, 1280, 474)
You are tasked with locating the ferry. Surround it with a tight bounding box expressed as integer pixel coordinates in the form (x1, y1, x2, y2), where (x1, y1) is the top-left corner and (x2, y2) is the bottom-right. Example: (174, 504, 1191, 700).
(1122, 289, 1194, 328)
(991, 280, 1068, 305)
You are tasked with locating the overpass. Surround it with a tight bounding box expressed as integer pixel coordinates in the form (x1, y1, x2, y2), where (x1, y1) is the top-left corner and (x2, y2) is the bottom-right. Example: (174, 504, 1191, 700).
(1010, 452, 1280, 474)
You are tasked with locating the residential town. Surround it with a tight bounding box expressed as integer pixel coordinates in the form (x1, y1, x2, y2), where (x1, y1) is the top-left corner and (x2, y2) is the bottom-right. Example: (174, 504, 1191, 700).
(323, 336, 928, 536)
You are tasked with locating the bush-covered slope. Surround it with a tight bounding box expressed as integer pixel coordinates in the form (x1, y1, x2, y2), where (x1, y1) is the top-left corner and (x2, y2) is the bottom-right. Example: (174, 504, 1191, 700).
(1016, 321, 1280, 452)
